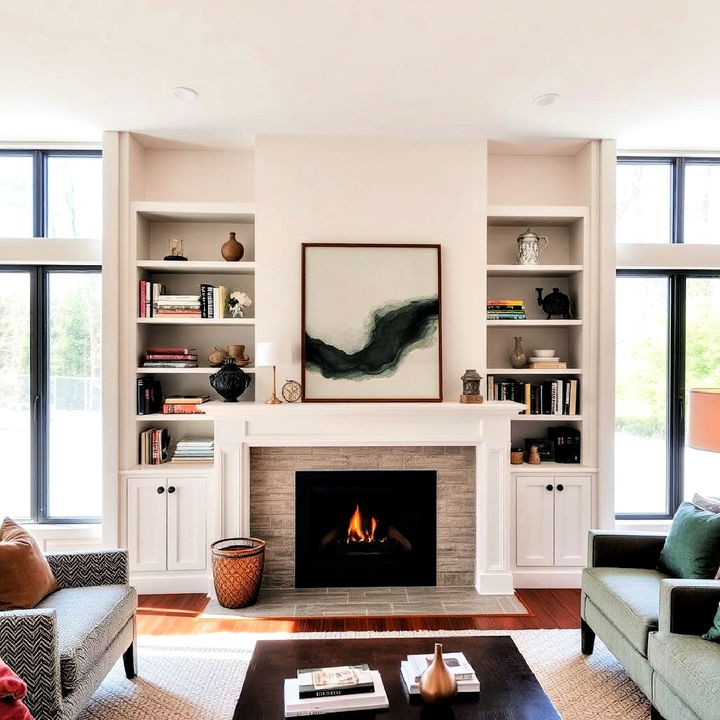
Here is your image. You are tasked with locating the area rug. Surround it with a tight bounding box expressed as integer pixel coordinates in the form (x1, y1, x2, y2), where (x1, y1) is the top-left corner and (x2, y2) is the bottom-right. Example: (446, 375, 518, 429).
(201, 586, 529, 618)
(76, 629, 650, 720)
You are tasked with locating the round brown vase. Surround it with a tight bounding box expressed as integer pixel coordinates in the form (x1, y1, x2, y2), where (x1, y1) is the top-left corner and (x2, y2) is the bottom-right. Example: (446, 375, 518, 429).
(221, 232, 245, 262)
(418, 643, 458, 704)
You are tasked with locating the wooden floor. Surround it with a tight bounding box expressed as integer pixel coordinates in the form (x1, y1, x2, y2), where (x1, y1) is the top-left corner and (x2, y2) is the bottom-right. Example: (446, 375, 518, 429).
(137, 589, 581, 636)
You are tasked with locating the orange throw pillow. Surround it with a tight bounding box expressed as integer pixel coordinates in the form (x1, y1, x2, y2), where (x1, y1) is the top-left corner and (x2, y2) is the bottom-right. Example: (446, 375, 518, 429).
(0, 518, 58, 610)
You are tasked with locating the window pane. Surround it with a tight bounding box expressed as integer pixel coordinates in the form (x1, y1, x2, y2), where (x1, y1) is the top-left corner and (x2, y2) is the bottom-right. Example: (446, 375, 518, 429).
(615, 277, 668, 514)
(47, 272, 102, 518)
(0, 272, 32, 518)
(0, 156, 33, 238)
(46, 156, 102, 239)
(684, 278, 720, 500)
(616, 163, 672, 244)
(684, 164, 720, 244)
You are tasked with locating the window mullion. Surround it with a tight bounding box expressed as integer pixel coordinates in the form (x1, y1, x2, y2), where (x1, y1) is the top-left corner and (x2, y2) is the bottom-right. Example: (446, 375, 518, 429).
(674, 158, 685, 244)
(668, 274, 686, 514)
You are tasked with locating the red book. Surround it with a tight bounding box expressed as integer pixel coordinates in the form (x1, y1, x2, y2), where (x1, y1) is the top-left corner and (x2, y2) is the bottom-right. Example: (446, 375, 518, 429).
(162, 404, 204, 414)
(146, 347, 197, 354)
(139, 281, 147, 318)
(146, 353, 198, 361)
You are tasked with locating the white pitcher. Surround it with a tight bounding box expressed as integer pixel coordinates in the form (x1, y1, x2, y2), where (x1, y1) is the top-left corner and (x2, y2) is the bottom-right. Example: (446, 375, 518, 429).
(515, 228, 549, 265)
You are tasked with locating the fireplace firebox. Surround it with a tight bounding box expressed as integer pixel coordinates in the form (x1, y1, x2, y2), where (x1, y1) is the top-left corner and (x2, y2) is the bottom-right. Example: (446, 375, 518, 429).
(295, 469, 437, 588)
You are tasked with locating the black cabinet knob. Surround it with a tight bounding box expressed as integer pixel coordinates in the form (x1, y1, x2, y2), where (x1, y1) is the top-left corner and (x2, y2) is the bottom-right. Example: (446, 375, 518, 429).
(156, 486, 164, 494)
(545, 484, 553, 491)
(557, 484, 565, 492)
(167, 486, 176, 494)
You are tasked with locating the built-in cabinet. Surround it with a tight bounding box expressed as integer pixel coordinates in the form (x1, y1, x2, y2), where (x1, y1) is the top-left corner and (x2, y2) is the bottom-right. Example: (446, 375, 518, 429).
(515, 474, 592, 568)
(126, 475, 207, 573)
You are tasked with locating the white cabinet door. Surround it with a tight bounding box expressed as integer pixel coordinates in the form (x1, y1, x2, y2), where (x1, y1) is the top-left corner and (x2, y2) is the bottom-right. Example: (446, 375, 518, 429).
(516, 475, 555, 567)
(127, 476, 167, 572)
(554, 475, 592, 566)
(166, 476, 207, 571)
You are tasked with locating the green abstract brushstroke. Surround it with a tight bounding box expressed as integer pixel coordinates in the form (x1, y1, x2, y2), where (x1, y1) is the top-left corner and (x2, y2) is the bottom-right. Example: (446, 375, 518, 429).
(305, 297, 439, 380)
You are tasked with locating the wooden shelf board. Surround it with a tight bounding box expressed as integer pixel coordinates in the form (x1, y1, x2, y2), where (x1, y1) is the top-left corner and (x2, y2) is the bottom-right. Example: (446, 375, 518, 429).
(137, 317, 255, 326)
(132, 201, 255, 223)
(486, 368, 582, 375)
(136, 366, 255, 374)
(486, 319, 583, 327)
(137, 260, 255, 274)
(487, 205, 588, 226)
(487, 264, 583, 277)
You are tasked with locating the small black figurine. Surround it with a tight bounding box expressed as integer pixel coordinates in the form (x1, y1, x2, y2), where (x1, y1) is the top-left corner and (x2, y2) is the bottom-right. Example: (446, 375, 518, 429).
(536, 287, 571, 319)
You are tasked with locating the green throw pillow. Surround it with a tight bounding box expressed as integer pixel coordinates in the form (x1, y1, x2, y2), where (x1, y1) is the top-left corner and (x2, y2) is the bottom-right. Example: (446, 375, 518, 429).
(703, 602, 720, 642)
(658, 501, 720, 578)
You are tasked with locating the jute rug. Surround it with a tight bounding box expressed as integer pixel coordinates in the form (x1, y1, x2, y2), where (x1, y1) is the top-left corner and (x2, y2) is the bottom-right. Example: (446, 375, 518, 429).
(77, 629, 650, 720)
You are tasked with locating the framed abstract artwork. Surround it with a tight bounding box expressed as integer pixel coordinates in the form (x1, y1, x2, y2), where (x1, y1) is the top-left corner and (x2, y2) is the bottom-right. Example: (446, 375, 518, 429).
(301, 243, 442, 402)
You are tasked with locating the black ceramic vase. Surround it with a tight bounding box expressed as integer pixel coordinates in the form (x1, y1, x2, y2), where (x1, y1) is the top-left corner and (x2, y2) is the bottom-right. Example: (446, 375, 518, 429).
(209, 357, 252, 402)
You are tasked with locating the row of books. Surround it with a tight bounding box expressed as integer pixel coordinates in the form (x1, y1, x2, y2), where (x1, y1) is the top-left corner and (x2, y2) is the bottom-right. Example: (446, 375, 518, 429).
(487, 298, 527, 320)
(141, 346, 198, 369)
(171, 436, 214, 463)
(138, 282, 231, 319)
(284, 664, 388, 717)
(136, 376, 163, 415)
(199, 284, 228, 319)
(488, 376, 579, 415)
(138, 281, 166, 318)
(138, 427, 170, 465)
(162, 395, 209, 414)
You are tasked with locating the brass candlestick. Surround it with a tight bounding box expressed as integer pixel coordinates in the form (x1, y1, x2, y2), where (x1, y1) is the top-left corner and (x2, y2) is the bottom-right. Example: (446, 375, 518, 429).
(266, 364, 281, 404)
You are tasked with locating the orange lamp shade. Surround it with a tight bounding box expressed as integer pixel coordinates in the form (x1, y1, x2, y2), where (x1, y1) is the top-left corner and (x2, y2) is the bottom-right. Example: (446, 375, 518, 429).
(688, 389, 720, 453)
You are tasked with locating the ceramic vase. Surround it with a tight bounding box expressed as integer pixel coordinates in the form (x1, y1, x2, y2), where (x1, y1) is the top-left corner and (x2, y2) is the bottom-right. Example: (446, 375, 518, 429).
(418, 643, 457, 704)
(209, 357, 252, 402)
(221, 232, 245, 262)
(509, 336, 528, 368)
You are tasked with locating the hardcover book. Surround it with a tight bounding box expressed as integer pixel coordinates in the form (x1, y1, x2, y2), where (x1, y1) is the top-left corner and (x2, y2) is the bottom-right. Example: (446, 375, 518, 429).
(296, 664, 373, 699)
(284, 671, 388, 716)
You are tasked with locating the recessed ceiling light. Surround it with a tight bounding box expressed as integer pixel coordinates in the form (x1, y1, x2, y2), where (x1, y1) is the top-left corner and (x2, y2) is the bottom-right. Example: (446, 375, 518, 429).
(171, 86, 199, 101)
(532, 93, 559, 107)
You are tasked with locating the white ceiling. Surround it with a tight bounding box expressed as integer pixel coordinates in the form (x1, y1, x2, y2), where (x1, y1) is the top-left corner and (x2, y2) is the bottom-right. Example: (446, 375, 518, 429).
(2, 0, 720, 151)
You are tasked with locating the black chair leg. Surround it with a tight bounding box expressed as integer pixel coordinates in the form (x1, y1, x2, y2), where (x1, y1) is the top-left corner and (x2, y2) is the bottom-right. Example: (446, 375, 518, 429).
(581, 619, 596, 655)
(650, 707, 665, 720)
(123, 641, 137, 679)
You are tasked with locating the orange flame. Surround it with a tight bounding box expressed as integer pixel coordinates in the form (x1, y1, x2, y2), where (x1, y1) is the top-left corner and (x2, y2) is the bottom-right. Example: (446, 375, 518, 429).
(346, 505, 380, 543)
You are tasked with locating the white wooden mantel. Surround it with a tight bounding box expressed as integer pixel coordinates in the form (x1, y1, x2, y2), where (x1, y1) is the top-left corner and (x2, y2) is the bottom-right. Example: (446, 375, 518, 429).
(202, 400, 524, 595)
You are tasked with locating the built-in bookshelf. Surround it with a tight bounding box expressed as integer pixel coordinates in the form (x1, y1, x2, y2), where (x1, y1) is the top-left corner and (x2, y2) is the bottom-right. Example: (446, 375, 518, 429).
(485, 205, 591, 471)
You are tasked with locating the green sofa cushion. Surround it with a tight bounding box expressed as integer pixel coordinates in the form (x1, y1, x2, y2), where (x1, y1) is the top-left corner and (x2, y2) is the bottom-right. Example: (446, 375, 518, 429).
(582, 567, 667, 656)
(703, 602, 720, 642)
(648, 631, 720, 719)
(658, 501, 720, 579)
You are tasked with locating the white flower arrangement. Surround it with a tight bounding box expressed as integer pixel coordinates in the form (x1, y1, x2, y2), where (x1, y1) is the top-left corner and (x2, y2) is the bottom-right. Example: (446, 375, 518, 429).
(227, 290, 252, 318)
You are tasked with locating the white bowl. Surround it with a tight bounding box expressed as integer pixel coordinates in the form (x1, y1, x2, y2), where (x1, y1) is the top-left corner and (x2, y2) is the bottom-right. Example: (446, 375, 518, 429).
(533, 349, 556, 358)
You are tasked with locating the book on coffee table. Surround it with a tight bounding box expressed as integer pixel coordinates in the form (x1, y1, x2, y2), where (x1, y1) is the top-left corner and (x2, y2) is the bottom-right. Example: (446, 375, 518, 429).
(400, 660, 480, 694)
(296, 663, 374, 698)
(405, 651, 475, 681)
(284, 670, 388, 716)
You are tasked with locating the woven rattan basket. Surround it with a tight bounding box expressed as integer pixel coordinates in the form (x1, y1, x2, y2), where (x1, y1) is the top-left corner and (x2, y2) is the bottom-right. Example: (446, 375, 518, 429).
(211, 537, 266, 608)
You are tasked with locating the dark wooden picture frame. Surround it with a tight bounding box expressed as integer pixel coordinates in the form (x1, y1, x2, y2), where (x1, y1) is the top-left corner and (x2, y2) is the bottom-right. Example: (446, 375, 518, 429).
(301, 243, 442, 402)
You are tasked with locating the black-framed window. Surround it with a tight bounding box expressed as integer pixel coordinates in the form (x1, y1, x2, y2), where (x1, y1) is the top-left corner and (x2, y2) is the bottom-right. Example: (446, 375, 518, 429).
(0, 266, 102, 523)
(0, 149, 102, 239)
(616, 156, 720, 519)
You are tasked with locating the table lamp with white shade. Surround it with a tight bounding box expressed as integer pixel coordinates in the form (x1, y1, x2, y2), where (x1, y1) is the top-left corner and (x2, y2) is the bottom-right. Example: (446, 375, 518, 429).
(688, 388, 720, 452)
(255, 341, 292, 404)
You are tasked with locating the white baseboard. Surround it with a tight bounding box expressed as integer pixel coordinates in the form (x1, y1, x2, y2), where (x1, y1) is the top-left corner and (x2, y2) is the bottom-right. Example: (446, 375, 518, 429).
(475, 571, 515, 595)
(130, 572, 213, 595)
(512, 568, 582, 588)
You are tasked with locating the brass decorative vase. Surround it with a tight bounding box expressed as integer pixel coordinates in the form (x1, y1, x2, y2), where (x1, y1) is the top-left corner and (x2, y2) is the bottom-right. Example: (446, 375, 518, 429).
(418, 643, 458, 704)
(221, 231, 245, 262)
(509, 336, 528, 368)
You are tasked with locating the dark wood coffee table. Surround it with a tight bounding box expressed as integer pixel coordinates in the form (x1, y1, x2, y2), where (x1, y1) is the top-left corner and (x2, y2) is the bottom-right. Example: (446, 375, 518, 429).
(233, 635, 560, 719)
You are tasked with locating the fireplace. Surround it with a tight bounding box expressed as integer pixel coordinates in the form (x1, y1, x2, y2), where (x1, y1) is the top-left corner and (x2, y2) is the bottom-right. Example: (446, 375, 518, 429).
(295, 469, 437, 588)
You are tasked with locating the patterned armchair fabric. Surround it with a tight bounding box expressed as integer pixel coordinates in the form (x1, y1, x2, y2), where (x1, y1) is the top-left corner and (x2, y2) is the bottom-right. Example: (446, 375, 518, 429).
(0, 549, 136, 720)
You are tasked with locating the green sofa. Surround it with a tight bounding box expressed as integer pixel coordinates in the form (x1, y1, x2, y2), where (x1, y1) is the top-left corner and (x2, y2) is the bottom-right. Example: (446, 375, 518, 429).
(581, 531, 720, 720)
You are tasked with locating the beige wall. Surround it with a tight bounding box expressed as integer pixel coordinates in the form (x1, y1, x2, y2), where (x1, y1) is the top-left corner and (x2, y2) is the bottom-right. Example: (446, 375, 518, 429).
(254, 135, 488, 401)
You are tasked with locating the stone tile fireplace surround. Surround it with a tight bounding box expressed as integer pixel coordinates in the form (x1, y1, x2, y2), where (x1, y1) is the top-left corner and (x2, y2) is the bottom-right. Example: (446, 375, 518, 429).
(251, 446, 475, 588)
(203, 401, 523, 595)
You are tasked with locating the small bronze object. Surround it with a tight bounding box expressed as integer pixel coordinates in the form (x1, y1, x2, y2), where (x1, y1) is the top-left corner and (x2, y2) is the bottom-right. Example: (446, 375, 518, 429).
(418, 643, 458, 704)
(459, 369, 483, 403)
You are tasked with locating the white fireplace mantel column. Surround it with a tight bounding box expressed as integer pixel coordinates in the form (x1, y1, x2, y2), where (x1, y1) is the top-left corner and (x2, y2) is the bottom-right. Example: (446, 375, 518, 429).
(202, 400, 524, 595)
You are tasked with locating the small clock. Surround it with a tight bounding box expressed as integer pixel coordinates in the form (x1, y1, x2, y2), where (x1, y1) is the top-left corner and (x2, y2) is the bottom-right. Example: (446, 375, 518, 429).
(281, 379, 302, 403)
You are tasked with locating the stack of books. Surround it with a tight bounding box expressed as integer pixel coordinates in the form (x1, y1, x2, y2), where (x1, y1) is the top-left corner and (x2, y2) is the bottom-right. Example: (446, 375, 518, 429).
(283, 664, 389, 717)
(487, 376, 579, 415)
(153, 293, 202, 318)
(400, 651, 479, 694)
(138, 427, 170, 465)
(200, 284, 228, 319)
(136, 376, 162, 415)
(142, 347, 198, 369)
(171, 436, 214, 463)
(162, 395, 209, 414)
(486, 299, 527, 320)
(138, 280, 166, 318)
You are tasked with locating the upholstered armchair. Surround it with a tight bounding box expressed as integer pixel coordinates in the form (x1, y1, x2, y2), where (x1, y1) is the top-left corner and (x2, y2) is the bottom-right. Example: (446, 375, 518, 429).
(0, 549, 137, 720)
